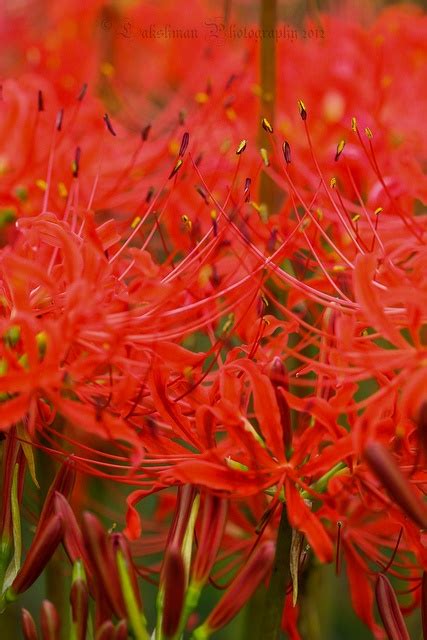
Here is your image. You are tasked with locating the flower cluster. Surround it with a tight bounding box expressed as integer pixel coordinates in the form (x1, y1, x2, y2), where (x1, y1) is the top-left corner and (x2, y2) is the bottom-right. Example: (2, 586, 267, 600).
(1, 1, 427, 639)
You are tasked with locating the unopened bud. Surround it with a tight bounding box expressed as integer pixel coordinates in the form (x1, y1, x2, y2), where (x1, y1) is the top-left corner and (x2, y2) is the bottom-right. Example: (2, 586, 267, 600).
(114, 620, 128, 640)
(95, 621, 115, 640)
(161, 545, 186, 639)
(364, 441, 427, 529)
(21, 609, 38, 640)
(11, 515, 63, 596)
(40, 600, 60, 640)
(375, 574, 409, 640)
(70, 578, 89, 640)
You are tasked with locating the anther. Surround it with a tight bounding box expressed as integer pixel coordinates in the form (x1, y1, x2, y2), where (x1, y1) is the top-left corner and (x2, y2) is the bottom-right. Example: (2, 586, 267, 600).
(103, 113, 117, 136)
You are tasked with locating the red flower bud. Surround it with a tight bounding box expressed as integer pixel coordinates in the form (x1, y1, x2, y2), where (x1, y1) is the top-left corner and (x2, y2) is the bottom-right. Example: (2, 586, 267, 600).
(54, 493, 90, 571)
(40, 600, 60, 640)
(21, 608, 38, 640)
(204, 541, 274, 633)
(70, 579, 89, 640)
(81, 513, 126, 619)
(375, 573, 410, 640)
(192, 494, 227, 585)
(114, 620, 128, 640)
(96, 620, 115, 640)
(11, 515, 63, 595)
(364, 441, 427, 529)
(161, 544, 186, 639)
(422, 573, 427, 640)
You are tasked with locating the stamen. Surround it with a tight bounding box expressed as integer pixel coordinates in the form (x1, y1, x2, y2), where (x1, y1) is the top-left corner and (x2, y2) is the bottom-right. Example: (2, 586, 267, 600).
(77, 82, 88, 101)
(72, 147, 81, 178)
(298, 99, 307, 120)
(335, 139, 346, 161)
(236, 139, 247, 155)
(141, 124, 151, 141)
(37, 90, 44, 112)
(103, 113, 117, 136)
(283, 141, 291, 164)
(55, 109, 64, 132)
(260, 148, 269, 166)
(261, 117, 273, 133)
(179, 131, 189, 157)
(169, 158, 183, 179)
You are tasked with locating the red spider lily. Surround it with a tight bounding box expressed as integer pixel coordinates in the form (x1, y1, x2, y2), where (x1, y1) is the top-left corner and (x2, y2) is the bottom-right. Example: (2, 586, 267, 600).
(0, 2, 427, 638)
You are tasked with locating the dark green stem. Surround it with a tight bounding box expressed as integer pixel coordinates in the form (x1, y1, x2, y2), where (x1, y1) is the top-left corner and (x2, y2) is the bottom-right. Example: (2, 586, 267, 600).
(260, 504, 292, 640)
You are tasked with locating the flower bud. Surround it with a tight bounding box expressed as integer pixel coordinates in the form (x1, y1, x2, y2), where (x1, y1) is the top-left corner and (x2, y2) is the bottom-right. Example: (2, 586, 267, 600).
(161, 544, 186, 639)
(114, 620, 128, 640)
(375, 573, 409, 640)
(364, 441, 427, 529)
(21, 608, 38, 640)
(95, 621, 115, 640)
(81, 513, 126, 619)
(194, 541, 274, 636)
(70, 578, 89, 640)
(10, 515, 63, 596)
(40, 600, 60, 640)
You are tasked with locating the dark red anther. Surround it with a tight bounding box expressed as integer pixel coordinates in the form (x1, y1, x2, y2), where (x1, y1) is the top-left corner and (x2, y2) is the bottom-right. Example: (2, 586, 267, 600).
(103, 114, 117, 137)
(141, 124, 151, 141)
(38, 90, 44, 112)
(73, 147, 81, 178)
(283, 141, 291, 164)
(179, 131, 189, 157)
(56, 109, 64, 132)
(77, 83, 88, 101)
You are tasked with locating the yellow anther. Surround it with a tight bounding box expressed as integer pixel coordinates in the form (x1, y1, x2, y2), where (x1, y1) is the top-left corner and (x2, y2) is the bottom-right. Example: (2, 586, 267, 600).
(351, 116, 357, 132)
(374, 207, 383, 215)
(335, 139, 346, 161)
(36, 179, 47, 191)
(100, 62, 115, 78)
(131, 216, 142, 229)
(168, 140, 180, 156)
(251, 84, 262, 97)
(198, 264, 213, 287)
(258, 203, 268, 223)
(316, 208, 323, 221)
(210, 210, 217, 220)
(332, 265, 346, 272)
(236, 139, 247, 155)
(220, 139, 231, 154)
(183, 366, 193, 380)
(365, 127, 373, 139)
(352, 214, 360, 223)
(330, 177, 337, 189)
(57, 182, 68, 198)
(260, 148, 269, 166)
(261, 117, 273, 133)
(169, 158, 183, 179)
(297, 99, 307, 120)
(181, 214, 192, 232)
(195, 92, 209, 104)
(222, 313, 235, 334)
(298, 218, 311, 233)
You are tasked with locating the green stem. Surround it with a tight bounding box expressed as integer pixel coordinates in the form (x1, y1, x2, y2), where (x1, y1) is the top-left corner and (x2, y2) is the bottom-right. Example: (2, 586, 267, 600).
(260, 504, 292, 640)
